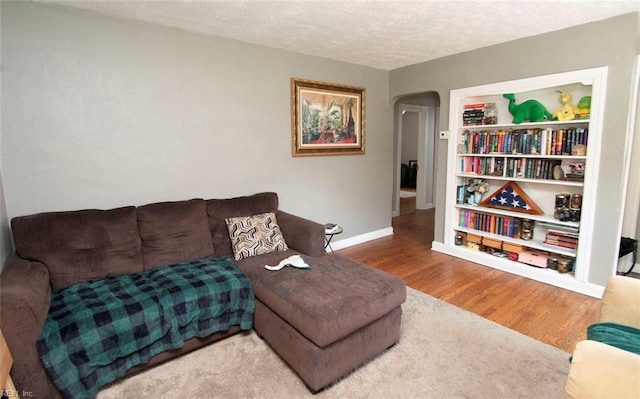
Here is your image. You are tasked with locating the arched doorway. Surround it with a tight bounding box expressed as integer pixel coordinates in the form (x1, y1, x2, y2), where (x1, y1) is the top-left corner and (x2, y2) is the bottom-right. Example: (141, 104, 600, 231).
(392, 92, 440, 217)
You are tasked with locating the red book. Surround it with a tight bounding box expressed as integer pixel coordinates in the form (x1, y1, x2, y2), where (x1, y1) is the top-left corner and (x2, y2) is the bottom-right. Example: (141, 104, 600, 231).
(464, 103, 487, 109)
(544, 240, 578, 250)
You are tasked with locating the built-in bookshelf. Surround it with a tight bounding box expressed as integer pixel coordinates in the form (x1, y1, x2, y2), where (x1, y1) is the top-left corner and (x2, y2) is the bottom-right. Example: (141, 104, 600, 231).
(432, 67, 609, 298)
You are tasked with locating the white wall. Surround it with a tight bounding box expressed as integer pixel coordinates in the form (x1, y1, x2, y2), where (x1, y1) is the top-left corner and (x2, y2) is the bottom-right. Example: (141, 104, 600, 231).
(1, 3, 393, 242)
(390, 13, 640, 286)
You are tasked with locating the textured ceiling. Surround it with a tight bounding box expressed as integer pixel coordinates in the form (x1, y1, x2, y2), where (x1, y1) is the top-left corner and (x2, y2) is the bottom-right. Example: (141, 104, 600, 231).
(40, 0, 640, 70)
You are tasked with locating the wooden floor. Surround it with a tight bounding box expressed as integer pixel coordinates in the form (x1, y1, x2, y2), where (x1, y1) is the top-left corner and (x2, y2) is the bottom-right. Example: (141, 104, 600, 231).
(337, 197, 601, 353)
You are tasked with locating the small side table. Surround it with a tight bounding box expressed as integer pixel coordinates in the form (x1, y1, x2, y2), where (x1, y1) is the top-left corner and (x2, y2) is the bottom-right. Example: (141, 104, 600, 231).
(324, 225, 343, 253)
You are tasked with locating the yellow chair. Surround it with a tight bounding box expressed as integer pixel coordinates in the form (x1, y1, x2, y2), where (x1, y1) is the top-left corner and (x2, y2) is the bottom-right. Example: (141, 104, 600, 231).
(0, 329, 18, 398)
(565, 275, 640, 398)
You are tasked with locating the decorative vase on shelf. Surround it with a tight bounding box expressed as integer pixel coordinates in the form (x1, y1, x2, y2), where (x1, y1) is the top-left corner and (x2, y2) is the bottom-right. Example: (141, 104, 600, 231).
(474, 191, 483, 205)
(466, 178, 488, 206)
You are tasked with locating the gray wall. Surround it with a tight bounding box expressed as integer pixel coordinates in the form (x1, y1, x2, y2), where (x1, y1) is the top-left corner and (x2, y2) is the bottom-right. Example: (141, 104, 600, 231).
(0, 1, 8, 269)
(390, 13, 640, 286)
(0, 168, 9, 272)
(401, 112, 419, 164)
(2, 3, 638, 286)
(1, 3, 393, 243)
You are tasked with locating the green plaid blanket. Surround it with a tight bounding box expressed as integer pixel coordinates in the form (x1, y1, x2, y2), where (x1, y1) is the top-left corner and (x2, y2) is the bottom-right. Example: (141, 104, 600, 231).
(37, 257, 254, 399)
(588, 322, 640, 356)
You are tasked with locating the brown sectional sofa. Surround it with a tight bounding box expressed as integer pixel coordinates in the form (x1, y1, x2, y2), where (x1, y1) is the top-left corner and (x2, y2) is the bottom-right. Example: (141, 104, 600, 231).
(1, 192, 406, 398)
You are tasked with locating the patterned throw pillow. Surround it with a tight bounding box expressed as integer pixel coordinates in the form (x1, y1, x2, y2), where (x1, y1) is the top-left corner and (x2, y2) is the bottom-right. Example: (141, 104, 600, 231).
(225, 212, 289, 261)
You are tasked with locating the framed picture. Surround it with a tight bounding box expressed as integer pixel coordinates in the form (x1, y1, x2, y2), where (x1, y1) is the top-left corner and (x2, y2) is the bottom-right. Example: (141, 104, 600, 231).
(291, 78, 365, 157)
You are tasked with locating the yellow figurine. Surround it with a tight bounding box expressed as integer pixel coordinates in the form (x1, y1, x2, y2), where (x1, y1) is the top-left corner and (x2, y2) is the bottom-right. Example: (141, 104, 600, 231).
(553, 91, 580, 121)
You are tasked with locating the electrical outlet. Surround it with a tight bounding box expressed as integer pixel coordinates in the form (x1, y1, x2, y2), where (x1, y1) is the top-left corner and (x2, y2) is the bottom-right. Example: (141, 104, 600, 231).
(439, 131, 450, 140)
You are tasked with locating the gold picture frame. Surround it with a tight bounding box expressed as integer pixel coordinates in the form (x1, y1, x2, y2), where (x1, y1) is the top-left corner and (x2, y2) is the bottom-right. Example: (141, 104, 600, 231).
(291, 78, 365, 157)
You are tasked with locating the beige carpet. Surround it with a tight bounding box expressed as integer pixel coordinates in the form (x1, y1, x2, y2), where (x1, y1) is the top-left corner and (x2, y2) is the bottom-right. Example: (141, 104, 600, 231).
(98, 287, 570, 398)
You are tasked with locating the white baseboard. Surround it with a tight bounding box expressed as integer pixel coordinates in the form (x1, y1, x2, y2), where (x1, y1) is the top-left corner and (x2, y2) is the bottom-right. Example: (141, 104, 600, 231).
(432, 241, 605, 298)
(417, 202, 434, 210)
(328, 227, 394, 251)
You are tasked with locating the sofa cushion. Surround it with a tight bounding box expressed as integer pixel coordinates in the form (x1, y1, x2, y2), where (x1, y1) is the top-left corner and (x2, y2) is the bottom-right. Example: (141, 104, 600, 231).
(206, 192, 279, 257)
(226, 212, 288, 260)
(236, 251, 406, 348)
(11, 207, 143, 289)
(137, 199, 215, 270)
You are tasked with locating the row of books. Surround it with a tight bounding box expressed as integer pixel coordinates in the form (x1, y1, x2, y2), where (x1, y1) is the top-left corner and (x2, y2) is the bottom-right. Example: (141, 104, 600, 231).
(459, 156, 562, 180)
(504, 158, 562, 180)
(459, 157, 503, 176)
(458, 210, 522, 239)
(543, 231, 578, 249)
(461, 127, 588, 155)
(462, 106, 485, 125)
(542, 227, 579, 250)
(456, 184, 472, 204)
(462, 103, 497, 126)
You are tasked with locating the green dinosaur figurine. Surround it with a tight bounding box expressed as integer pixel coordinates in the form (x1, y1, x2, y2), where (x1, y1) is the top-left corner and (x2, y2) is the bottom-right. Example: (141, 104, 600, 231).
(503, 93, 553, 124)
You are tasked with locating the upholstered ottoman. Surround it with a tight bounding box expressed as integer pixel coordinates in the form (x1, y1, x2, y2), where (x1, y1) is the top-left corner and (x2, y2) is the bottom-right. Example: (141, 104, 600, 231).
(236, 251, 406, 392)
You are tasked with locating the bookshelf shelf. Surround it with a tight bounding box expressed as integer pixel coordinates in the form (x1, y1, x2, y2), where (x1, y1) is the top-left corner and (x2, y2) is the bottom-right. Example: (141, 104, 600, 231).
(454, 227, 577, 258)
(438, 67, 609, 298)
(455, 173, 584, 187)
(457, 154, 587, 159)
(461, 119, 589, 130)
(454, 204, 580, 228)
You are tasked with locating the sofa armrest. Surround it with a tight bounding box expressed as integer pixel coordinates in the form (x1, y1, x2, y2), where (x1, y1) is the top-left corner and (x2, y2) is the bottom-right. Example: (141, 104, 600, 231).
(1, 255, 54, 398)
(565, 340, 640, 399)
(598, 275, 640, 328)
(276, 210, 325, 257)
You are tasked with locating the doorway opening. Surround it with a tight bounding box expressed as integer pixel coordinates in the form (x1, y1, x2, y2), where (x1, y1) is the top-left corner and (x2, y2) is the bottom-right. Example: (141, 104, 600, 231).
(392, 92, 440, 218)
